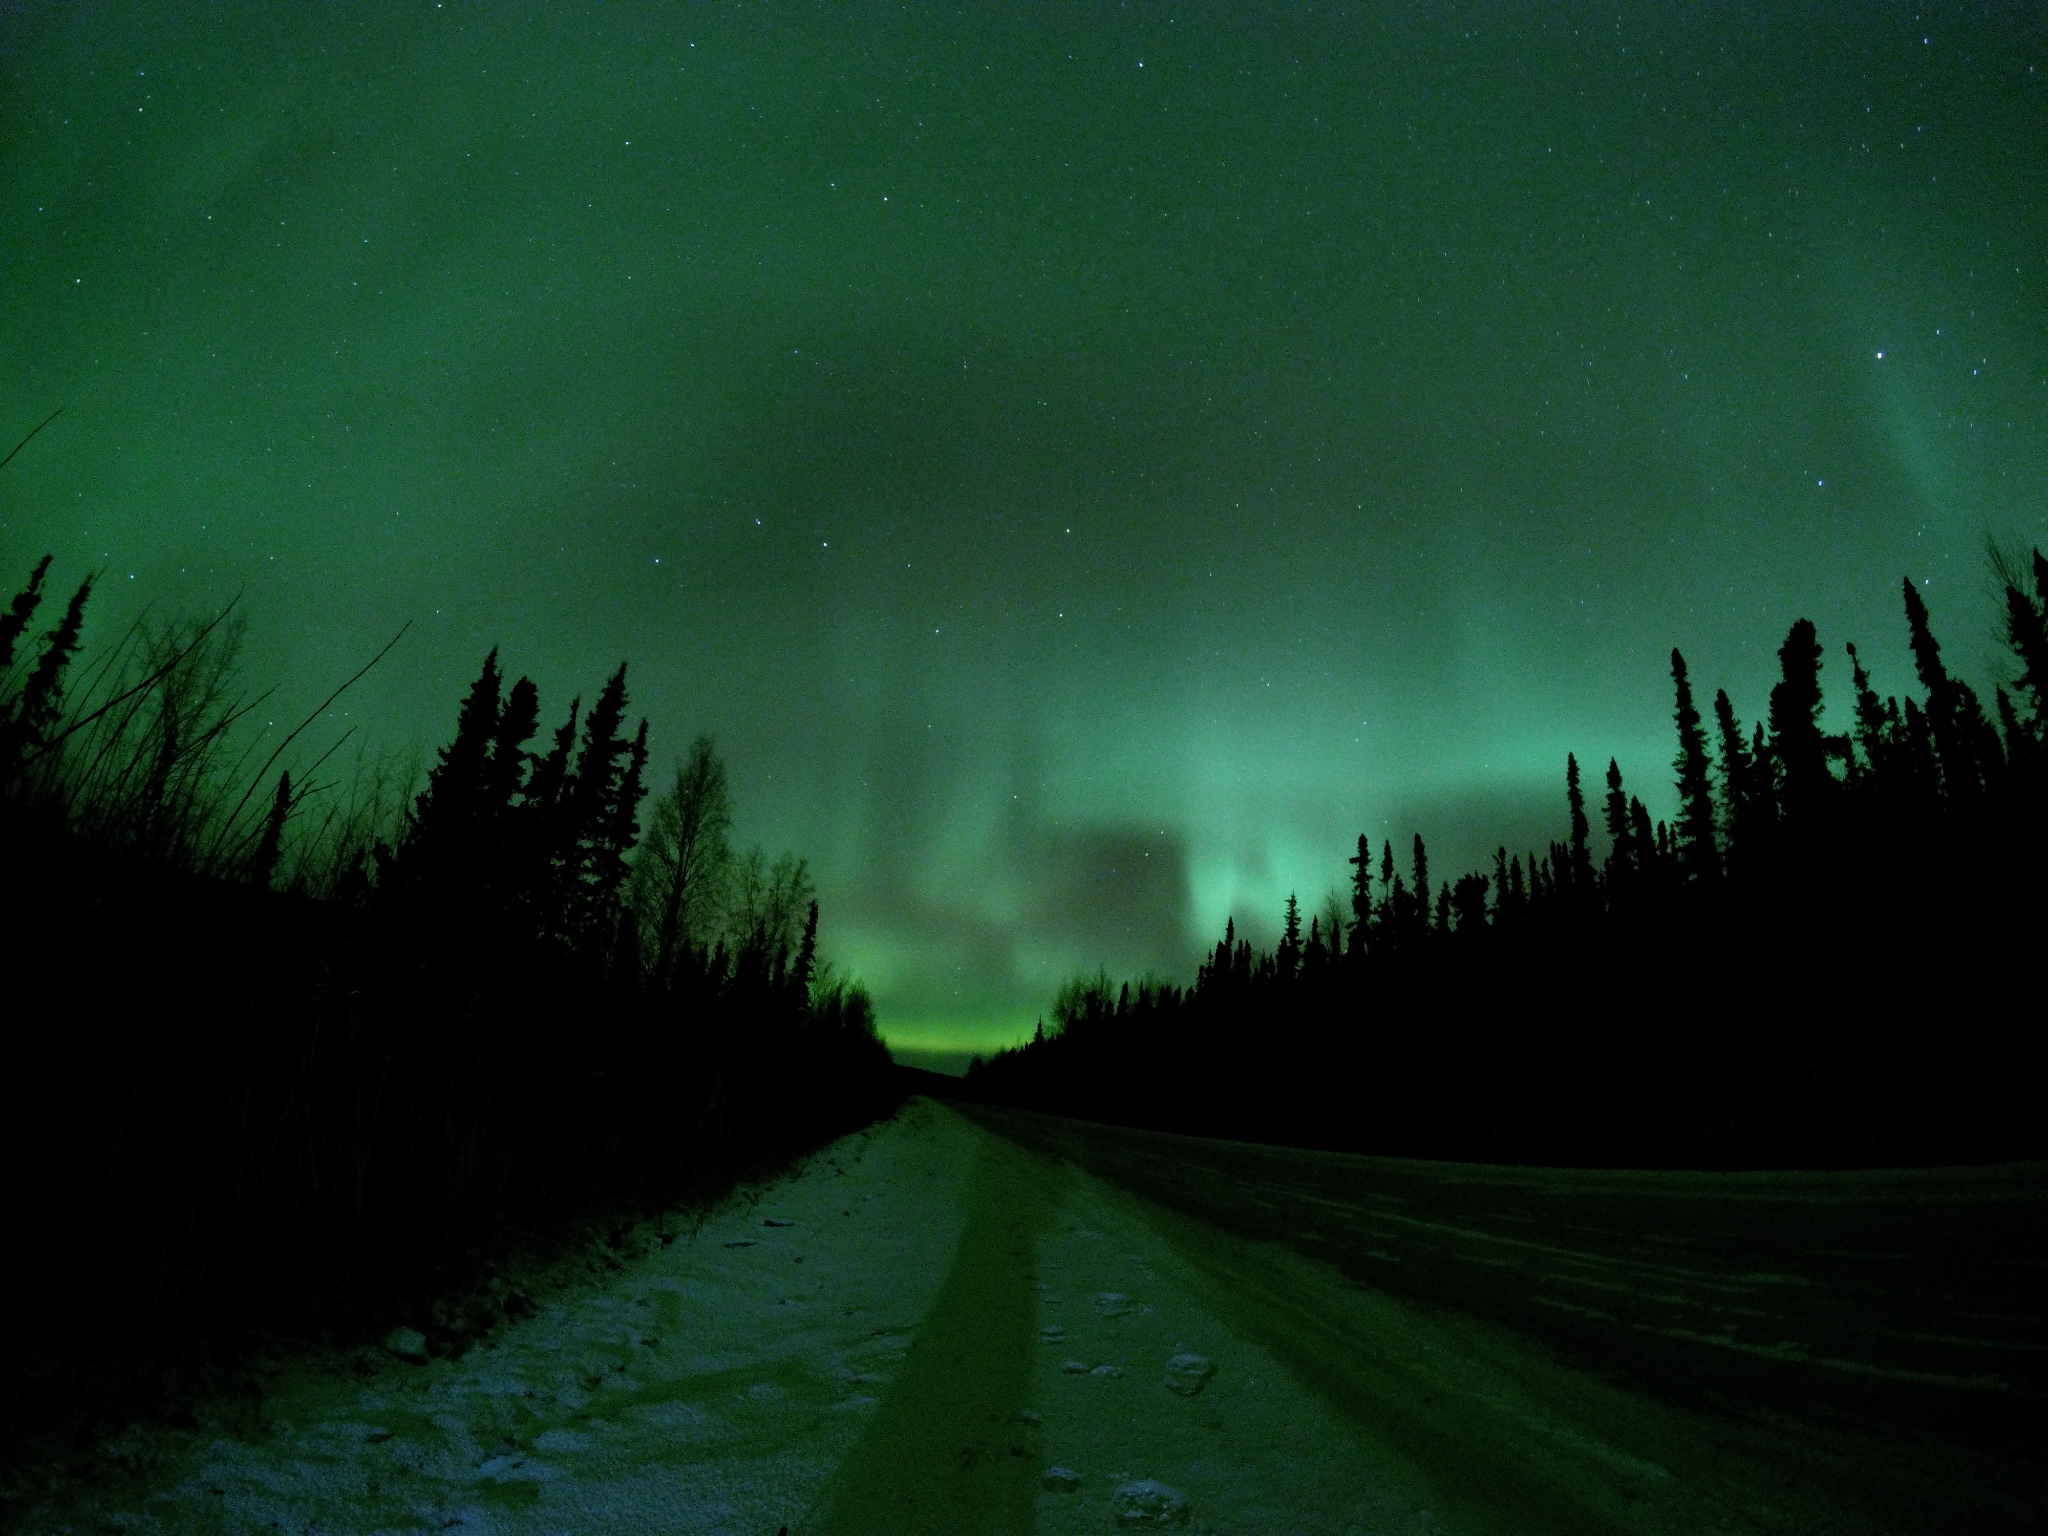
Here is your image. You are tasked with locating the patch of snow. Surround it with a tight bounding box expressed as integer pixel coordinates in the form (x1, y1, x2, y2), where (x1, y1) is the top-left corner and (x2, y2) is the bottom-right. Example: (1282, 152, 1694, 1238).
(1162, 1352, 1214, 1396)
(1043, 1465, 1084, 1492)
(1111, 1477, 1189, 1526)
(382, 1326, 428, 1364)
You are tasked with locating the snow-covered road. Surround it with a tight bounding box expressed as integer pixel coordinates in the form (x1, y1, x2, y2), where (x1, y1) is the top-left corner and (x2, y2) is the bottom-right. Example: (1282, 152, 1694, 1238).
(23, 1101, 2033, 1535)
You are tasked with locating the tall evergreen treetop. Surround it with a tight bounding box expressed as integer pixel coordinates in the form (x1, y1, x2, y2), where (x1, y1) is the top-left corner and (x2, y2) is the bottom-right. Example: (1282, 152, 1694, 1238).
(1999, 557, 2048, 727)
(1278, 892, 1302, 977)
(1347, 833, 1373, 953)
(386, 649, 516, 905)
(1768, 619, 1830, 824)
(1601, 759, 1630, 862)
(1901, 578, 1950, 697)
(1844, 643, 1890, 787)
(1712, 688, 1762, 861)
(1669, 648, 1720, 881)
(1410, 834, 1430, 941)
(1565, 753, 1592, 891)
(1897, 578, 1983, 803)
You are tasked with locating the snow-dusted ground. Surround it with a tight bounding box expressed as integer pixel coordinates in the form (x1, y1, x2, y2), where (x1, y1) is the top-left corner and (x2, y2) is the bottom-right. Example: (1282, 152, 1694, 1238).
(19, 1100, 2023, 1534)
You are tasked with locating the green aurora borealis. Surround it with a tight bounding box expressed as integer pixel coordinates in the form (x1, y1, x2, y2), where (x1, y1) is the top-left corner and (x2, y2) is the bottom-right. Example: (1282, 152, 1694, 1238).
(2, 5, 2043, 1063)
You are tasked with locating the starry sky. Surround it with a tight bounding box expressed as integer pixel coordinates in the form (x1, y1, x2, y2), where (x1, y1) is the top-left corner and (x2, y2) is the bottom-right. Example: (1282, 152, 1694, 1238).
(3, 4, 2043, 1065)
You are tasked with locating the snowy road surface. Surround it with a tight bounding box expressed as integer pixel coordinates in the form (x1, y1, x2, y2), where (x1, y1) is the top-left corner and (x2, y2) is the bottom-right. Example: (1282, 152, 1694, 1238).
(26, 1099, 2043, 1535)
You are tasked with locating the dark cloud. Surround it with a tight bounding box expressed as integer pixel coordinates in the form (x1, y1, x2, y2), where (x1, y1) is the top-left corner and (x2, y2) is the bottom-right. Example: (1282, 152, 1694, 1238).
(1028, 824, 1191, 976)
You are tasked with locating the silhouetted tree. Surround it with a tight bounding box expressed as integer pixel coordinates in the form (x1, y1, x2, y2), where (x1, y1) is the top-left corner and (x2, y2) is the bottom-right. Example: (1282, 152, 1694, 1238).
(1900, 580, 1981, 805)
(1277, 892, 1302, 977)
(1410, 834, 1431, 945)
(1712, 688, 1765, 865)
(1303, 915, 1327, 973)
(1346, 834, 1373, 956)
(0, 555, 51, 673)
(0, 573, 91, 787)
(1318, 890, 1347, 967)
(634, 734, 735, 988)
(1768, 618, 1832, 825)
(1670, 648, 1719, 881)
(1844, 643, 1890, 792)
(382, 649, 507, 901)
(1995, 548, 2048, 732)
(1565, 752, 1593, 894)
(792, 898, 819, 997)
(1600, 758, 1632, 890)
(1450, 871, 1489, 934)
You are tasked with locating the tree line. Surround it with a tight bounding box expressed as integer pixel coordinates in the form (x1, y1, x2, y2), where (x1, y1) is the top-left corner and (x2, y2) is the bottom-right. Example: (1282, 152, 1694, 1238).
(0, 551, 896, 1468)
(966, 553, 2048, 1168)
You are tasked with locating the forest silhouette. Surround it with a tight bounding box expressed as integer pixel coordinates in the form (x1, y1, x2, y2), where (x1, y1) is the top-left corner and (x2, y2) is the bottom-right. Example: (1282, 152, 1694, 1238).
(0, 546, 897, 1466)
(966, 554, 2048, 1169)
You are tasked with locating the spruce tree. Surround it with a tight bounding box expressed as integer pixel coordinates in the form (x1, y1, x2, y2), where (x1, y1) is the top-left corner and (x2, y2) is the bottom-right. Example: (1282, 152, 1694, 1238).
(792, 898, 819, 998)
(2001, 548, 2048, 730)
(1277, 892, 1302, 977)
(519, 696, 582, 940)
(1768, 618, 1831, 824)
(1346, 834, 1373, 955)
(1996, 686, 2033, 778)
(1628, 797, 1655, 877)
(1669, 648, 1720, 881)
(1451, 872, 1488, 933)
(1410, 834, 1430, 944)
(1712, 688, 1761, 864)
(1303, 916, 1327, 974)
(485, 675, 538, 813)
(1845, 643, 1890, 791)
(387, 649, 503, 900)
(1899, 695, 1939, 804)
(562, 664, 644, 957)
(1565, 753, 1592, 894)
(1952, 680, 2003, 798)
(1900, 579, 1977, 804)
(1601, 759, 1630, 872)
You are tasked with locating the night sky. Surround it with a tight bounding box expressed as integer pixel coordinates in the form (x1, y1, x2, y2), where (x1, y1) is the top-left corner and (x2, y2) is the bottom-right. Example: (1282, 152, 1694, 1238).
(3, 5, 2043, 1063)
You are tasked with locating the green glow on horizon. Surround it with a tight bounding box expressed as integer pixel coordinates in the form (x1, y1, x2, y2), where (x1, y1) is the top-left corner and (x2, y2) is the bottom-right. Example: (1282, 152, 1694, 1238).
(2, 5, 2042, 1039)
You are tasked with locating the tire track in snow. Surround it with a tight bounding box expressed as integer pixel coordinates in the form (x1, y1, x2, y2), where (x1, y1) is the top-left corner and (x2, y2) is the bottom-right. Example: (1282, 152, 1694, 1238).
(804, 1131, 1055, 1535)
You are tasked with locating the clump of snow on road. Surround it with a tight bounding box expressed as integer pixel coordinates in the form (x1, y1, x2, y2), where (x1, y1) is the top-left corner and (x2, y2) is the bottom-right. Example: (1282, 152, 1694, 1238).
(1162, 1351, 1215, 1396)
(1023, 1164, 1445, 1536)
(1112, 1477, 1190, 1526)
